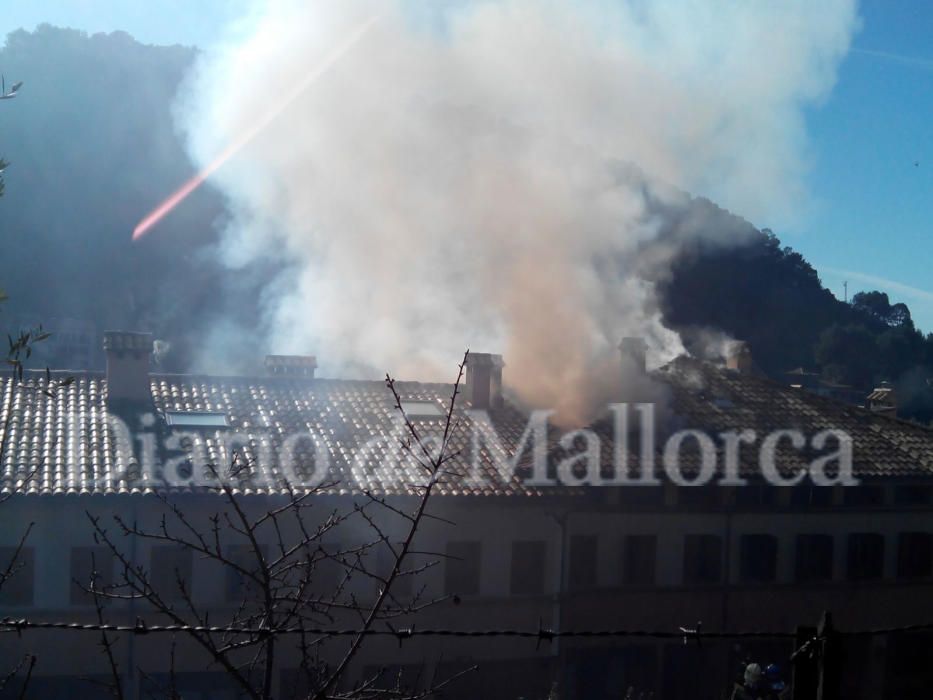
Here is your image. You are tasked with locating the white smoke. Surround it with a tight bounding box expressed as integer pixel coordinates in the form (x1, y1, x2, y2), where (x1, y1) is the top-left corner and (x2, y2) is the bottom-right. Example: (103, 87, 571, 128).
(176, 0, 857, 424)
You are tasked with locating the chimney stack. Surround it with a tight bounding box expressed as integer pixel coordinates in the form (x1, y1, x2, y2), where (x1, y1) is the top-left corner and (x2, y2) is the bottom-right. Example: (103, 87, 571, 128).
(867, 382, 897, 417)
(103, 331, 153, 403)
(726, 340, 754, 374)
(465, 353, 504, 410)
(264, 355, 317, 378)
(619, 337, 648, 374)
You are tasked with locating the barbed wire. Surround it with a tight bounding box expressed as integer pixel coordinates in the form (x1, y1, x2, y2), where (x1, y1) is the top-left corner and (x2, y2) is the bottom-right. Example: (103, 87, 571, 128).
(2, 617, 932, 643)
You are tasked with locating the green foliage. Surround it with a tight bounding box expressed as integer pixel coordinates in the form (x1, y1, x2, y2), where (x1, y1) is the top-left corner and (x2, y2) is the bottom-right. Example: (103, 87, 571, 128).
(660, 227, 844, 375)
(0, 26, 263, 371)
(660, 225, 933, 422)
(896, 367, 933, 426)
(852, 291, 912, 328)
(816, 324, 879, 387)
(4, 317, 57, 381)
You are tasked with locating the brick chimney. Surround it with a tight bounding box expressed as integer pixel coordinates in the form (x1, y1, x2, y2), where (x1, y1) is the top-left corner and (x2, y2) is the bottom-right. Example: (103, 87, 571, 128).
(264, 355, 317, 378)
(619, 337, 648, 374)
(103, 331, 153, 403)
(726, 340, 754, 374)
(465, 353, 504, 410)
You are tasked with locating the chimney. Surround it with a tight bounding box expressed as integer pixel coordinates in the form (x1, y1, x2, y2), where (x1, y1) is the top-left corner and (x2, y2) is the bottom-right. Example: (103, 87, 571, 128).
(726, 340, 754, 374)
(619, 337, 648, 374)
(867, 382, 897, 417)
(103, 331, 153, 403)
(465, 353, 504, 410)
(264, 354, 317, 378)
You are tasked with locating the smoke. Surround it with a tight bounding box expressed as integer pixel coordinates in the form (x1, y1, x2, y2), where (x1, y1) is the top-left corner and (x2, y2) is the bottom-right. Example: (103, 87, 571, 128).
(175, 0, 856, 424)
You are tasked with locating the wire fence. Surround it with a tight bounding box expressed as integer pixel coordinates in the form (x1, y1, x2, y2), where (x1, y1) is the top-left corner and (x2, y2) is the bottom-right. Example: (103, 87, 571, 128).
(3, 617, 933, 642)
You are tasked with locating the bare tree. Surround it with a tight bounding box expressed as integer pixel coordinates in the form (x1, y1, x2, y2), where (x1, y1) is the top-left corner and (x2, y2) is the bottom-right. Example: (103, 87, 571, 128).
(80, 352, 474, 699)
(0, 312, 61, 697)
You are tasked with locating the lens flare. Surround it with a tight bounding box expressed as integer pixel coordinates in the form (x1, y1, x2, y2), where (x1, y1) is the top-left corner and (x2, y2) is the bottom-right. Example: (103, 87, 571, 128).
(132, 15, 380, 241)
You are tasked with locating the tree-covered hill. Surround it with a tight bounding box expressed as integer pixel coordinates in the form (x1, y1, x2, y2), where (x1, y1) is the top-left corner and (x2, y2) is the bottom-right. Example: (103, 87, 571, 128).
(2, 25, 931, 421)
(0, 25, 269, 370)
(659, 225, 933, 423)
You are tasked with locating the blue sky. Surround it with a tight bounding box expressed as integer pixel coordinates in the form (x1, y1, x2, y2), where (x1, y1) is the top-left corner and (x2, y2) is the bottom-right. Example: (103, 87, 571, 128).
(3, 0, 932, 330)
(802, 0, 933, 331)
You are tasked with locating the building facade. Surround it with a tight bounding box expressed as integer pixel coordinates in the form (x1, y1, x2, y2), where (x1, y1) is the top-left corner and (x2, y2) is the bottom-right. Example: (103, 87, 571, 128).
(2, 333, 933, 698)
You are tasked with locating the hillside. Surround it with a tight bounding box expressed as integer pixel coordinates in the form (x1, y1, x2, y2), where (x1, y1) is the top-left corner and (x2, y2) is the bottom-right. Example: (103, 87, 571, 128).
(659, 224, 933, 422)
(2, 25, 931, 421)
(0, 25, 268, 371)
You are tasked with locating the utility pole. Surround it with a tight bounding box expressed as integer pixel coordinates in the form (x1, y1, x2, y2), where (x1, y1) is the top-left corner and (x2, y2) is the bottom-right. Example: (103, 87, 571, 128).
(843, 281, 848, 304)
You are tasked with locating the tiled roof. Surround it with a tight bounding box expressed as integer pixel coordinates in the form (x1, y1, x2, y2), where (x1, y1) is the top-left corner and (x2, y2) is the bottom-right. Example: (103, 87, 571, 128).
(659, 357, 933, 478)
(2, 356, 933, 496)
(0, 371, 540, 497)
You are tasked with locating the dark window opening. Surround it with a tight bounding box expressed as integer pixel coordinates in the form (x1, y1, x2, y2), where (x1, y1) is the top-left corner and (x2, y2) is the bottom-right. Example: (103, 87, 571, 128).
(224, 544, 267, 603)
(739, 534, 778, 583)
(444, 541, 481, 596)
(510, 540, 547, 595)
(569, 535, 598, 591)
(0, 547, 34, 606)
(795, 534, 834, 582)
(897, 532, 932, 579)
(683, 535, 722, 584)
(376, 543, 414, 599)
(150, 546, 194, 602)
(847, 533, 884, 581)
(621, 535, 657, 586)
(71, 546, 114, 605)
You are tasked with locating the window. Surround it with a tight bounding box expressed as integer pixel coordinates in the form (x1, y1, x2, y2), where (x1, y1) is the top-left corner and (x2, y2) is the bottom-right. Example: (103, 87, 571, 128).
(303, 543, 339, 599)
(377, 543, 413, 599)
(165, 411, 229, 428)
(444, 541, 481, 596)
(510, 541, 547, 595)
(0, 546, 34, 606)
(568, 535, 598, 590)
(398, 401, 444, 418)
(224, 544, 267, 603)
(150, 546, 194, 601)
(683, 535, 722, 584)
(621, 535, 656, 585)
(795, 534, 834, 582)
(897, 533, 932, 579)
(739, 534, 777, 583)
(71, 546, 114, 605)
(847, 533, 884, 581)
